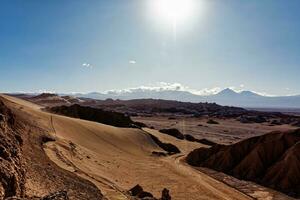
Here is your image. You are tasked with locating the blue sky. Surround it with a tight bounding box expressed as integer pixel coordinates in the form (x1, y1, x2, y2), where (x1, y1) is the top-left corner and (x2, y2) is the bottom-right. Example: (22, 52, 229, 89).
(0, 0, 300, 95)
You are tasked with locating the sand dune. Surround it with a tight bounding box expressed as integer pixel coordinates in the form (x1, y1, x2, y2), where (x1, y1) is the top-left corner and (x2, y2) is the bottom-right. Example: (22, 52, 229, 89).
(1, 94, 252, 199)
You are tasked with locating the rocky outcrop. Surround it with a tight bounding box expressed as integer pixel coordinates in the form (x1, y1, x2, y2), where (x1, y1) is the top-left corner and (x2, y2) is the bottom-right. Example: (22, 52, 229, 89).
(161, 189, 171, 200)
(0, 97, 104, 200)
(0, 100, 25, 199)
(128, 185, 171, 200)
(186, 129, 300, 198)
(159, 129, 184, 140)
(184, 134, 216, 146)
(129, 185, 154, 199)
(206, 119, 219, 124)
(47, 104, 135, 128)
(158, 129, 216, 146)
(148, 134, 180, 154)
(238, 115, 267, 123)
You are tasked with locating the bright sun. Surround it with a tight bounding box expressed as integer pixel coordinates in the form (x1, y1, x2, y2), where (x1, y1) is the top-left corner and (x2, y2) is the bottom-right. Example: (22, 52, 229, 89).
(151, 0, 196, 26)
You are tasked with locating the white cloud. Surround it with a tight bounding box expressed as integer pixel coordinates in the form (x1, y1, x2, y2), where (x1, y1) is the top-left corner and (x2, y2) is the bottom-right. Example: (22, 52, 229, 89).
(251, 91, 275, 97)
(82, 63, 93, 68)
(105, 82, 222, 96)
(106, 82, 184, 94)
(38, 89, 56, 94)
(193, 87, 222, 95)
(129, 60, 136, 64)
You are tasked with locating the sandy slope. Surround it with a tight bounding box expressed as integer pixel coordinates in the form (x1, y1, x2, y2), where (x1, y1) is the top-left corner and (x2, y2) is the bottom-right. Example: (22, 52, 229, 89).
(1, 94, 252, 200)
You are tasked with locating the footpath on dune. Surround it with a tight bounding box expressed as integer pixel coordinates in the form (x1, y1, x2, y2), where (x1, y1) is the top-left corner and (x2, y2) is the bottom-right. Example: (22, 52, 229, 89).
(0, 95, 104, 200)
(1, 94, 252, 200)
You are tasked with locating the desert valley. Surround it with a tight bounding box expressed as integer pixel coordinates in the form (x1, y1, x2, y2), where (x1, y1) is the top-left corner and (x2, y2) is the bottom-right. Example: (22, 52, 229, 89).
(0, 93, 299, 199)
(1, 1, 300, 199)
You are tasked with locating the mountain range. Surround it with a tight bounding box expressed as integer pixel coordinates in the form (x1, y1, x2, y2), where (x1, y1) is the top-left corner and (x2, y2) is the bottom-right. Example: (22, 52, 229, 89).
(71, 88, 300, 109)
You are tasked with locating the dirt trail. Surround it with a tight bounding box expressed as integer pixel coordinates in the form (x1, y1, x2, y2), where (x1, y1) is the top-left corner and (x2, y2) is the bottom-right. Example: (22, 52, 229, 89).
(44, 141, 129, 200)
(47, 115, 129, 199)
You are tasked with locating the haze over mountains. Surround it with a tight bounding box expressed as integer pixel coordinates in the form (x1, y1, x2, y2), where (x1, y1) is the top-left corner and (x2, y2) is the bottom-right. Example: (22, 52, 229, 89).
(72, 87, 300, 109)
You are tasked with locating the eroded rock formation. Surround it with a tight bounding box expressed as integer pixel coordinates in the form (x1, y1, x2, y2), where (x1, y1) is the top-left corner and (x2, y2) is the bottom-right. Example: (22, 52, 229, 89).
(187, 129, 300, 197)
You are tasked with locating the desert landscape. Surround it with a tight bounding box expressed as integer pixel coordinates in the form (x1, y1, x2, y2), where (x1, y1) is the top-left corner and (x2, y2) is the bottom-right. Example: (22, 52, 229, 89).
(1, 1, 300, 199)
(0, 93, 299, 199)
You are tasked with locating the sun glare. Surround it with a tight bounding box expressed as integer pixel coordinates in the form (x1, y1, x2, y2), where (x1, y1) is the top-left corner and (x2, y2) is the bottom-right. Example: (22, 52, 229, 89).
(151, 0, 196, 26)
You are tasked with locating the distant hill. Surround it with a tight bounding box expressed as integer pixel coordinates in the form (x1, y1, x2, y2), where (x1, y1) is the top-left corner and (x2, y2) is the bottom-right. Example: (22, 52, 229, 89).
(12, 93, 300, 127)
(13, 93, 84, 107)
(73, 88, 300, 108)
